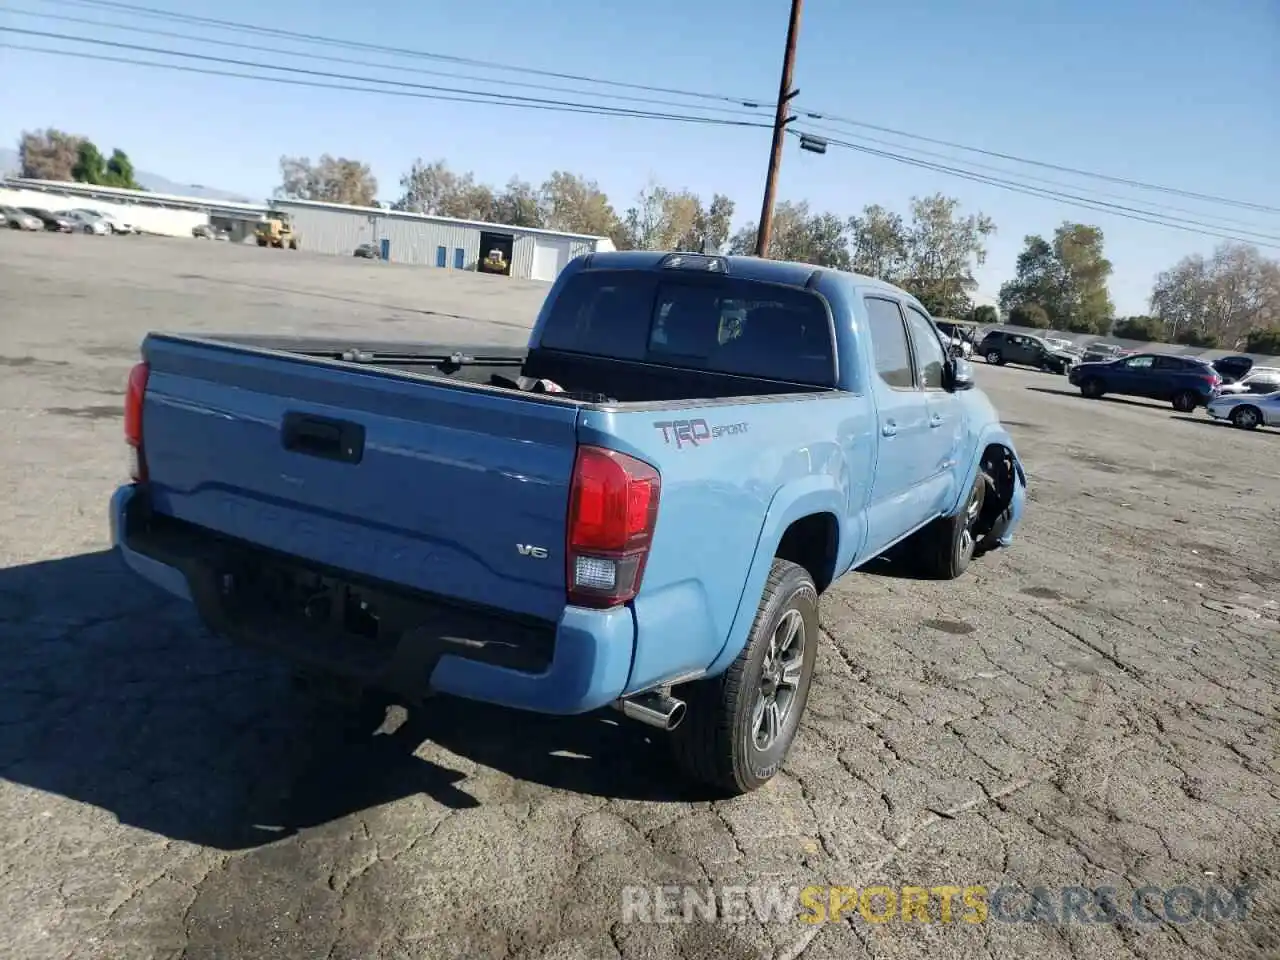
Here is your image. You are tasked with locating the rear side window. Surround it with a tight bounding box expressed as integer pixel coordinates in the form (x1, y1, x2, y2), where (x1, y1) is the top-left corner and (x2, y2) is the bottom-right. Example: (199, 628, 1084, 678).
(539, 270, 837, 385)
(863, 297, 914, 389)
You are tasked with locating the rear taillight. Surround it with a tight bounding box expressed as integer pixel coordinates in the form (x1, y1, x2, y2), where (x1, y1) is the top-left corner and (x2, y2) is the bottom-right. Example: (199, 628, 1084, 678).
(566, 445, 660, 608)
(125, 361, 149, 481)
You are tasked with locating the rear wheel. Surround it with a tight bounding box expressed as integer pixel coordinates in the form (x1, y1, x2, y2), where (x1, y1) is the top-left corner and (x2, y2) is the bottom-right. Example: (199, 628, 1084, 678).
(985, 350, 1004, 365)
(669, 558, 819, 796)
(1230, 405, 1261, 430)
(1171, 390, 1198, 413)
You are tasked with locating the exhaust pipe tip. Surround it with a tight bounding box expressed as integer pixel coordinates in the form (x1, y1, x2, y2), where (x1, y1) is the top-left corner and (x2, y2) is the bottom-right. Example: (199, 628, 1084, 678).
(667, 700, 687, 730)
(615, 692, 687, 732)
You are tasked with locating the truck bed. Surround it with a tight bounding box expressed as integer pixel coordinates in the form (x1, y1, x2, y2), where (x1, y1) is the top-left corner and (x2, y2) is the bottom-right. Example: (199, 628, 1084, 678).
(199, 333, 838, 405)
(130, 332, 834, 631)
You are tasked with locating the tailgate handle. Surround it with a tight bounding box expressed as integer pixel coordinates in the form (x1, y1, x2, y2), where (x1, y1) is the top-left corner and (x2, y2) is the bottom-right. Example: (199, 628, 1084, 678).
(281, 412, 365, 464)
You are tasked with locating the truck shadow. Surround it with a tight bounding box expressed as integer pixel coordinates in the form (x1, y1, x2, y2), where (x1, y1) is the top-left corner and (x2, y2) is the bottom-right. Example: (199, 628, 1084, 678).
(1024, 386, 1157, 409)
(0, 550, 699, 853)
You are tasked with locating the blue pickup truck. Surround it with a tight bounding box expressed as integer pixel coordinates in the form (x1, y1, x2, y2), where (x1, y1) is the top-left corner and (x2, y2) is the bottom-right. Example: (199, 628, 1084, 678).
(109, 251, 1026, 795)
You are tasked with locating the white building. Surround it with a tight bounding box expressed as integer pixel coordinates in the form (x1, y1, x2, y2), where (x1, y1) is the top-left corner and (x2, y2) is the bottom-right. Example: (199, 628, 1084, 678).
(0, 177, 268, 239)
(270, 198, 616, 281)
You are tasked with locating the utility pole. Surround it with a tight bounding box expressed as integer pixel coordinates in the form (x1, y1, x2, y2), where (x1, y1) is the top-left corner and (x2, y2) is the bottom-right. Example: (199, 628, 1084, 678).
(754, 0, 804, 258)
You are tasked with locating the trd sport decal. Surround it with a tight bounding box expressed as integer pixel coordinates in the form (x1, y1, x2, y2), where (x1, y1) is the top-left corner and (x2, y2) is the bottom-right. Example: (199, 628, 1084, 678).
(653, 419, 749, 448)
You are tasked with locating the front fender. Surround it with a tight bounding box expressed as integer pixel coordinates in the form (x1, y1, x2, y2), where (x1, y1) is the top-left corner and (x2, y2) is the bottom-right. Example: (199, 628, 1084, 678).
(701, 476, 844, 680)
(947, 423, 1027, 549)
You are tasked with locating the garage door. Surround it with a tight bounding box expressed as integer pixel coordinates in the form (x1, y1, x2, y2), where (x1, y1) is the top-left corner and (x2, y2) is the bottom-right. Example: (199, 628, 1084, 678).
(531, 237, 572, 282)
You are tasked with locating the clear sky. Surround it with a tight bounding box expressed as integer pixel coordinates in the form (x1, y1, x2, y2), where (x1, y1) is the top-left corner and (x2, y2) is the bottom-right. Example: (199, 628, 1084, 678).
(2, 0, 1277, 314)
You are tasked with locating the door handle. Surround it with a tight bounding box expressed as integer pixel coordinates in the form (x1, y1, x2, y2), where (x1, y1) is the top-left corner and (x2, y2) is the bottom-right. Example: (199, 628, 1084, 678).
(881, 420, 897, 437)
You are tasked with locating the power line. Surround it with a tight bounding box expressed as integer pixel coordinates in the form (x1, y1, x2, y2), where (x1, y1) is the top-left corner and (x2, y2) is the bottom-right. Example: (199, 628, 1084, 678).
(0, 40, 774, 130)
(794, 129, 1280, 249)
(0, 6, 769, 118)
(0, 28, 777, 128)
(798, 120, 1278, 234)
(42, 0, 1277, 220)
(37, 0, 1277, 218)
(5, 33, 1271, 249)
(49, 0, 767, 107)
(795, 111, 1280, 217)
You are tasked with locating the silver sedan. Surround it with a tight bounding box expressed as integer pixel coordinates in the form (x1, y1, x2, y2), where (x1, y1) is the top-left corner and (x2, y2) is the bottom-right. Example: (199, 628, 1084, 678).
(1205, 389, 1280, 430)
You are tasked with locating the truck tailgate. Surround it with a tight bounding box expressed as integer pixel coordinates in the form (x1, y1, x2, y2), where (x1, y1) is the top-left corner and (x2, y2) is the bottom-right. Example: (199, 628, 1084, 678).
(138, 335, 580, 622)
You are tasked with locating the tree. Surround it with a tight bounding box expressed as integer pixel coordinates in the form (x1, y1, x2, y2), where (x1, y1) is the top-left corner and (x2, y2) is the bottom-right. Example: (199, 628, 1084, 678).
(970, 305, 999, 326)
(491, 177, 544, 227)
(1174, 328, 1218, 348)
(538, 171, 625, 242)
(1245, 327, 1280, 355)
(71, 140, 106, 185)
(697, 194, 736, 253)
(1008, 303, 1050, 328)
(19, 128, 84, 181)
(847, 204, 908, 281)
(277, 154, 378, 206)
(619, 181, 731, 252)
(102, 149, 142, 189)
(1000, 223, 1113, 333)
(1149, 242, 1280, 347)
(1112, 316, 1165, 341)
(729, 200, 851, 268)
(897, 194, 996, 317)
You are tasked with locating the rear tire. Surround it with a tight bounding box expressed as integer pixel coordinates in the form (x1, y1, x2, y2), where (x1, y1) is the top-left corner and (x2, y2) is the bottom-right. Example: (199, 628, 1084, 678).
(1230, 405, 1261, 430)
(985, 350, 1003, 365)
(1171, 390, 1198, 413)
(669, 559, 819, 797)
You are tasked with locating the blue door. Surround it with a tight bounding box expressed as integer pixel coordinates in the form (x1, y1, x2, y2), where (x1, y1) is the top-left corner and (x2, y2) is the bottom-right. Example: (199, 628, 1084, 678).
(379, 238, 390, 260)
(436, 246, 447, 267)
(453, 247, 465, 269)
(861, 295, 936, 552)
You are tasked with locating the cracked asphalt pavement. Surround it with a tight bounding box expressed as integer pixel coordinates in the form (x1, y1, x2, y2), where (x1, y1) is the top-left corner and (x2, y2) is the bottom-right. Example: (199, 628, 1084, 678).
(1, 232, 1277, 960)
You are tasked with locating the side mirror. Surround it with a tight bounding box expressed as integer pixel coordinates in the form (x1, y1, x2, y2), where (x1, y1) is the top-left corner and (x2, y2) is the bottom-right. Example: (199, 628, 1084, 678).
(949, 357, 976, 391)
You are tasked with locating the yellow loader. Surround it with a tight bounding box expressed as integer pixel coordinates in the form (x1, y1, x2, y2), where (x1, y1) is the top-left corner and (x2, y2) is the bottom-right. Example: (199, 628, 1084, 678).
(255, 211, 299, 249)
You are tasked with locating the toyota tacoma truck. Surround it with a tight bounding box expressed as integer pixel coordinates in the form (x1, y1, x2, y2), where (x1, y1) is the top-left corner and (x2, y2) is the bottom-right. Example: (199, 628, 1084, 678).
(109, 251, 1027, 796)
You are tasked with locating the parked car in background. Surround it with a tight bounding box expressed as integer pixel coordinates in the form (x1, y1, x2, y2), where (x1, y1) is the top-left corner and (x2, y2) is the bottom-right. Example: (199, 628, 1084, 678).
(353, 242, 380, 258)
(72, 207, 136, 234)
(934, 319, 979, 357)
(1, 206, 42, 231)
(1211, 355, 1256, 385)
(63, 210, 111, 235)
(1205, 388, 1280, 431)
(1080, 342, 1129, 363)
(20, 207, 75, 232)
(1068, 352, 1221, 411)
(977, 330, 1077, 373)
(192, 224, 229, 240)
(1216, 367, 1280, 396)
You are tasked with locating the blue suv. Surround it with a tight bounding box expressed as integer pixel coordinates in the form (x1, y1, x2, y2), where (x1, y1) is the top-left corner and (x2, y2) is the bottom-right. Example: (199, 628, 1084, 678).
(1067, 352, 1222, 411)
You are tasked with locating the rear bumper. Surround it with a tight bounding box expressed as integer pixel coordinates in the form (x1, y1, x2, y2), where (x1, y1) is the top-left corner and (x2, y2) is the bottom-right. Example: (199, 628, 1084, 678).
(109, 484, 635, 715)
